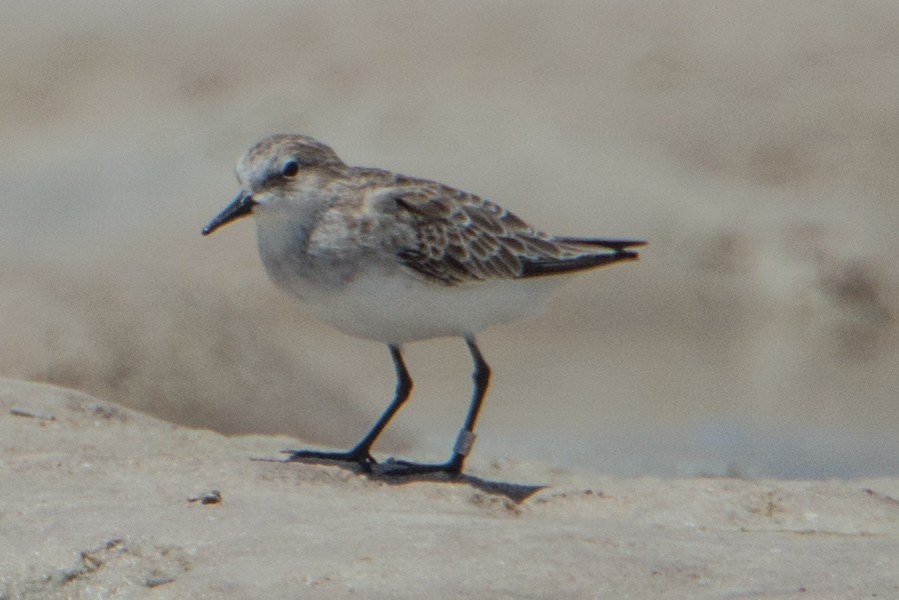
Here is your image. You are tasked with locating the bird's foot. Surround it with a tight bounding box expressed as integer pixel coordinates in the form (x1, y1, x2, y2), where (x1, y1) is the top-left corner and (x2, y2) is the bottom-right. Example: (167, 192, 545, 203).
(376, 454, 465, 479)
(282, 448, 376, 473)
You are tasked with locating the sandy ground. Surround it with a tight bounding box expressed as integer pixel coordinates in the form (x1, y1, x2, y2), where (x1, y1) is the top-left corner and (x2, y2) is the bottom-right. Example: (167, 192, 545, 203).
(2, 378, 899, 599)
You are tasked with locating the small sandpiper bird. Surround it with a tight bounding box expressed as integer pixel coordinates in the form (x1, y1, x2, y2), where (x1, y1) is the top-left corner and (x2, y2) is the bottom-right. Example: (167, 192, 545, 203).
(203, 134, 643, 477)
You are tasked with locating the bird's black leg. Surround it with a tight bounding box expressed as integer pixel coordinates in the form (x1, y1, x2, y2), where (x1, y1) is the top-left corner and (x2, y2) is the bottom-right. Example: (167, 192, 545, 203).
(284, 344, 413, 472)
(380, 335, 490, 478)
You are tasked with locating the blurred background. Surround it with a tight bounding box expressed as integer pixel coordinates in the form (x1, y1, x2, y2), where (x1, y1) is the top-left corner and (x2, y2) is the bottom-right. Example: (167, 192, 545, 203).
(3, 1, 898, 478)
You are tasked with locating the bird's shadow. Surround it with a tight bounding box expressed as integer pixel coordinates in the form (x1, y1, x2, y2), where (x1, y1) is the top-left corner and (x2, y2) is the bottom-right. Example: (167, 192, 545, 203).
(369, 462, 545, 504)
(257, 455, 545, 504)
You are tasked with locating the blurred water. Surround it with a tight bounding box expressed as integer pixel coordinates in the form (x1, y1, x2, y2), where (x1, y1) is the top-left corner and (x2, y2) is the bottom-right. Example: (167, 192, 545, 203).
(480, 421, 899, 479)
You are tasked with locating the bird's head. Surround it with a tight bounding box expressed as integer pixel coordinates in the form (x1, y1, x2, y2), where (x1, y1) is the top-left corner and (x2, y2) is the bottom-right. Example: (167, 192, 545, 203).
(202, 134, 347, 236)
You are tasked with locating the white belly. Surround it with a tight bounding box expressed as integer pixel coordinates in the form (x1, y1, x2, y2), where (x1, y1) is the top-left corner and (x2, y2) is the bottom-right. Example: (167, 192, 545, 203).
(291, 269, 561, 344)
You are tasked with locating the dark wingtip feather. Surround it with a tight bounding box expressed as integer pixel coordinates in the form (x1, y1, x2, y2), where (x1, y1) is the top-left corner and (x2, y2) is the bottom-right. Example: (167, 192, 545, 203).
(555, 237, 647, 251)
(519, 247, 641, 278)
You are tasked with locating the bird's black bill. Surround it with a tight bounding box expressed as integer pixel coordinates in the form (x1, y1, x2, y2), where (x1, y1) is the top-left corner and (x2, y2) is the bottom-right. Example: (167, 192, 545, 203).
(201, 192, 256, 236)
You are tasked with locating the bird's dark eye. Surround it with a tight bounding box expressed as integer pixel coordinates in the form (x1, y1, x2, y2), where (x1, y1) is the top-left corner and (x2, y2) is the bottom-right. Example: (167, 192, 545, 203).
(281, 160, 299, 177)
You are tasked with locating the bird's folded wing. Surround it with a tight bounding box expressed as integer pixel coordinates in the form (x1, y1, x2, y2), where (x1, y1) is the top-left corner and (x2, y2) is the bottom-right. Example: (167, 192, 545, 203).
(385, 185, 643, 285)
